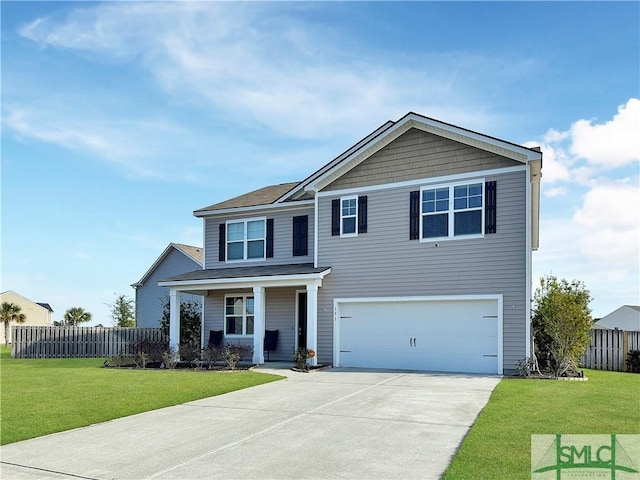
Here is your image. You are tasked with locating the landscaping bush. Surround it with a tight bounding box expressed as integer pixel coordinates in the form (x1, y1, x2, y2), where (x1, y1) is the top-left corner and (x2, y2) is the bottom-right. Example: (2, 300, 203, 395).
(161, 347, 179, 369)
(202, 344, 224, 367)
(179, 343, 202, 365)
(132, 339, 168, 365)
(626, 350, 640, 373)
(294, 347, 309, 370)
(223, 343, 253, 370)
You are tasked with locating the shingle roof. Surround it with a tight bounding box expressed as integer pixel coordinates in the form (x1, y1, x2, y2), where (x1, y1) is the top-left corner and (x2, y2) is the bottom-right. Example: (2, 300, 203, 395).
(36, 303, 54, 312)
(161, 263, 331, 283)
(172, 243, 203, 264)
(195, 182, 300, 213)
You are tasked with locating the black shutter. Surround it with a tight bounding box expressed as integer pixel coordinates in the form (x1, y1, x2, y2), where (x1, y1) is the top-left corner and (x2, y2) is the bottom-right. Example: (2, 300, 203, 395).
(358, 196, 368, 234)
(331, 199, 340, 236)
(218, 223, 226, 261)
(292, 215, 308, 256)
(409, 191, 420, 240)
(266, 218, 274, 258)
(485, 181, 497, 234)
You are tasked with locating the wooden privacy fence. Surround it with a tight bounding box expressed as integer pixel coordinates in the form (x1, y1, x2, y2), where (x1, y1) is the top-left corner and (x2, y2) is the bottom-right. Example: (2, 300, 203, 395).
(581, 329, 640, 372)
(11, 326, 168, 359)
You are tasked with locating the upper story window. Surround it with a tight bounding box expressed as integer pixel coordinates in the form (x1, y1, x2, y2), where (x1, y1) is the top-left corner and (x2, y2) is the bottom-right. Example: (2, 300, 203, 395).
(341, 196, 358, 235)
(226, 217, 266, 261)
(331, 195, 368, 237)
(420, 181, 484, 240)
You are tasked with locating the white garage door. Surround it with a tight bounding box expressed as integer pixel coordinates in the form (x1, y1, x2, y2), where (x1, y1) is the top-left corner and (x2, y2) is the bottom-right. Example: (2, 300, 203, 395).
(337, 297, 501, 374)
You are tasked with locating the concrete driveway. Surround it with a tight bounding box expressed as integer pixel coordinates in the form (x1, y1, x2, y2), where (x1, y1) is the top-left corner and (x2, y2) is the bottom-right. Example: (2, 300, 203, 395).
(0, 367, 500, 480)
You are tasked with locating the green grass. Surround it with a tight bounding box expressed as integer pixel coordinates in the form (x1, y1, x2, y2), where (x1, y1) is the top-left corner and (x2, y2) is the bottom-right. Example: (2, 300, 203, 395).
(0, 347, 283, 445)
(443, 369, 640, 480)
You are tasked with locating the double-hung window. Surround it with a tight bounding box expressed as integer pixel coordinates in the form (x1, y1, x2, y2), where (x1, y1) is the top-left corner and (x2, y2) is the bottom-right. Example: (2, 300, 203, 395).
(225, 295, 254, 336)
(226, 217, 266, 261)
(341, 196, 357, 235)
(421, 181, 484, 240)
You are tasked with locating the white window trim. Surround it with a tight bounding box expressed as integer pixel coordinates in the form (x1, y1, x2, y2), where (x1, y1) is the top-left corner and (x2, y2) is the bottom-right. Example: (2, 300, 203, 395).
(340, 195, 358, 237)
(223, 294, 255, 337)
(419, 179, 485, 242)
(225, 216, 267, 262)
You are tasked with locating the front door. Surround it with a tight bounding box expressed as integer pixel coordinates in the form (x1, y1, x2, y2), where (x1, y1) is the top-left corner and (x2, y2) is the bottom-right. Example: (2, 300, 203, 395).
(297, 292, 307, 349)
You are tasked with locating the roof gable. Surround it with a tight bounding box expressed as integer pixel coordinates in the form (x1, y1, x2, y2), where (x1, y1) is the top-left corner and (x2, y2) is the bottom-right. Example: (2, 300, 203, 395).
(132, 243, 203, 288)
(0, 290, 52, 312)
(290, 112, 542, 195)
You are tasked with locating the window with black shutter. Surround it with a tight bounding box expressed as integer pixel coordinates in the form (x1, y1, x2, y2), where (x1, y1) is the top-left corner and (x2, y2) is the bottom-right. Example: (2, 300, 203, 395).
(218, 223, 226, 261)
(411, 180, 494, 241)
(293, 215, 308, 256)
(266, 218, 274, 258)
(485, 181, 497, 234)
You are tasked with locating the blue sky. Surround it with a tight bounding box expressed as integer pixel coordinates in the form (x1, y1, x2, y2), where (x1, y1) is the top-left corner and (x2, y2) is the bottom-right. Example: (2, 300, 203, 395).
(2, 1, 639, 325)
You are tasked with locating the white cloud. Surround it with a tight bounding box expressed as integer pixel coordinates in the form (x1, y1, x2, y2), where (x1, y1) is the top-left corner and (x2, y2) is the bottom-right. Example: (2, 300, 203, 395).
(570, 98, 640, 168)
(573, 179, 639, 230)
(15, 2, 526, 141)
(533, 98, 640, 186)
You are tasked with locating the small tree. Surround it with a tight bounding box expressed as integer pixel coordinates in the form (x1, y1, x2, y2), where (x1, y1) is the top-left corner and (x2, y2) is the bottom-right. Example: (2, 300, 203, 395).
(532, 275, 593, 377)
(1, 302, 26, 346)
(160, 297, 201, 346)
(107, 294, 135, 327)
(62, 307, 92, 326)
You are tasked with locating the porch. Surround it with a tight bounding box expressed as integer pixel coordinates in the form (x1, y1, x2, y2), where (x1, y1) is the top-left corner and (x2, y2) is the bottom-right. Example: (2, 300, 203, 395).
(158, 263, 331, 366)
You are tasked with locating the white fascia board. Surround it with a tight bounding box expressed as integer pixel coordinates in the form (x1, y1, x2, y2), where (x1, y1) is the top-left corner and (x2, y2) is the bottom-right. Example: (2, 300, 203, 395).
(158, 269, 331, 291)
(307, 114, 541, 193)
(193, 200, 314, 218)
(315, 165, 526, 198)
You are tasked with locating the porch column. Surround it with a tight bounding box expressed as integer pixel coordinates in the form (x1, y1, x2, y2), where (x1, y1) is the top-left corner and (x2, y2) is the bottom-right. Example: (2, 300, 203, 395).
(306, 283, 318, 367)
(252, 286, 265, 364)
(169, 289, 180, 350)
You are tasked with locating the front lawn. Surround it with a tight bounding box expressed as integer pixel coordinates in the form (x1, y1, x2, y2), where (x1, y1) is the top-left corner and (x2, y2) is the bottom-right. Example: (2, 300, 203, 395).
(0, 347, 283, 445)
(443, 369, 640, 479)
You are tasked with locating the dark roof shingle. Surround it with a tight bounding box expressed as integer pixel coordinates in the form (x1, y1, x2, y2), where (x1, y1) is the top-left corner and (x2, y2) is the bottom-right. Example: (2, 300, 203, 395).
(195, 182, 300, 213)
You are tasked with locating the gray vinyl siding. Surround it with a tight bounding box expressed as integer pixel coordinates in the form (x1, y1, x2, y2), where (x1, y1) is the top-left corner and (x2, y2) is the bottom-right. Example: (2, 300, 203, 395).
(203, 287, 298, 361)
(135, 249, 202, 328)
(203, 207, 315, 268)
(316, 169, 527, 372)
(325, 128, 521, 191)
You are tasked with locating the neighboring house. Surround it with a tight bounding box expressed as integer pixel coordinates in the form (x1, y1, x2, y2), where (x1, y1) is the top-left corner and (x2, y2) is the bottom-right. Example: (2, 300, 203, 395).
(593, 305, 640, 331)
(160, 112, 542, 375)
(132, 243, 203, 328)
(0, 290, 53, 342)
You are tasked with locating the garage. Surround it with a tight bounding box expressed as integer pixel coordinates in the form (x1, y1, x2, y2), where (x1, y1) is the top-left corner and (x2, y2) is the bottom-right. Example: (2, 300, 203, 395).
(335, 296, 502, 374)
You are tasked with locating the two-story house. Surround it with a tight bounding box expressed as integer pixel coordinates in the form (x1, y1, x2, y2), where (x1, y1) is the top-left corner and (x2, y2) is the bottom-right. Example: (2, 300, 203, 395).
(160, 112, 542, 375)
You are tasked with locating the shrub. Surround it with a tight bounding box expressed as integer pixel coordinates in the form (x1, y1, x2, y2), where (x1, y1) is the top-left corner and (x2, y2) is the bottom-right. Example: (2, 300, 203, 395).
(294, 347, 309, 370)
(202, 344, 224, 367)
(162, 347, 179, 369)
(532, 275, 592, 377)
(134, 351, 148, 369)
(222, 343, 253, 370)
(626, 350, 640, 373)
(132, 339, 168, 364)
(179, 343, 202, 365)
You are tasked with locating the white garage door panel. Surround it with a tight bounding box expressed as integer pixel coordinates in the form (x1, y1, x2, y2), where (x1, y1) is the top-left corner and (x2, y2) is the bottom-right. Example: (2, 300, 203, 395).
(338, 298, 499, 374)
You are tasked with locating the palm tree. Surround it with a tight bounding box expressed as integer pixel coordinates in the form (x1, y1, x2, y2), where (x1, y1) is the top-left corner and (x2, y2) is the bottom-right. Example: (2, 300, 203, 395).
(63, 307, 92, 326)
(1, 302, 27, 347)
